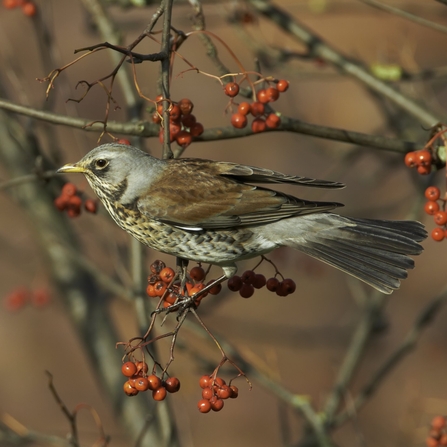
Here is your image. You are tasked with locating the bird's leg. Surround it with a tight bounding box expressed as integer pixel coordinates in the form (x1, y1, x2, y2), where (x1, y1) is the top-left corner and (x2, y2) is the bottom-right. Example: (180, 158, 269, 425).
(176, 257, 189, 292)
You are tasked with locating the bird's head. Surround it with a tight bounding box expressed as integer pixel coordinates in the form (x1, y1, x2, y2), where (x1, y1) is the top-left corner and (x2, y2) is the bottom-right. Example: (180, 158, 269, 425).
(58, 143, 163, 204)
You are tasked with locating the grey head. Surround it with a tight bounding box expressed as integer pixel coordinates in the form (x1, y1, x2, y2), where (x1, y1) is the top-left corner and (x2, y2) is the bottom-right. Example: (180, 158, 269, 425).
(58, 143, 165, 204)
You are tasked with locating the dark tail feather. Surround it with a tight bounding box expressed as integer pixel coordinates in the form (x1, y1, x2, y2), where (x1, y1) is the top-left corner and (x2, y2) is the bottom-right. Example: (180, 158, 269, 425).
(281, 214, 427, 294)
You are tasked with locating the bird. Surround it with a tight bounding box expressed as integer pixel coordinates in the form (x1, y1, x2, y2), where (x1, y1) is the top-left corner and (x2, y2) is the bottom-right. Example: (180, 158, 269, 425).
(58, 143, 427, 294)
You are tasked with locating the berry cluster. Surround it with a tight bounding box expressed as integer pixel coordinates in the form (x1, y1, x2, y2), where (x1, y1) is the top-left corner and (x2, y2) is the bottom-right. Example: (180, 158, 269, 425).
(146, 261, 221, 309)
(3, 287, 51, 312)
(54, 183, 98, 218)
(424, 186, 447, 242)
(197, 375, 239, 413)
(226, 80, 289, 133)
(227, 270, 296, 298)
(153, 97, 204, 148)
(426, 416, 447, 447)
(404, 149, 433, 175)
(2, 0, 37, 16)
(121, 360, 180, 400)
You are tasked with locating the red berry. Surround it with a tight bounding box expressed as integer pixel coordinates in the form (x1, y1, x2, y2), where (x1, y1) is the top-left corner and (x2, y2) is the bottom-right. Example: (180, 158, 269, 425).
(169, 121, 181, 139)
(66, 207, 81, 218)
(61, 183, 77, 197)
(418, 150, 432, 166)
(207, 281, 222, 295)
(229, 385, 239, 398)
(256, 89, 269, 104)
(123, 381, 139, 396)
(152, 112, 161, 124)
(121, 361, 137, 377)
(432, 228, 445, 241)
(280, 278, 296, 295)
(266, 277, 280, 292)
(164, 377, 181, 393)
(266, 113, 281, 129)
(239, 283, 254, 298)
(3, 288, 28, 312)
(266, 87, 279, 102)
(434, 211, 447, 226)
(176, 131, 192, 148)
(152, 387, 167, 401)
(178, 98, 193, 115)
(202, 387, 213, 400)
(210, 396, 224, 411)
(228, 276, 243, 291)
(3, 0, 18, 9)
(160, 267, 175, 284)
(154, 280, 167, 296)
(425, 186, 441, 201)
(169, 104, 181, 121)
(417, 165, 431, 175)
(250, 101, 265, 117)
(213, 377, 226, 387)
(238, 102, 251, 115)
(190, 266, 206, 281)
(54, 196, 68, 211)
(117, 138, 131, 145)
(146, 283, 157, 297)
(84, 199, 97, 214)
(136, 361, 149, 374)
(241, 270, 256, 284)
(426, 436, 439, 447)
(253, 274, 266, 289)
(32, 288, 50, 308)
(199, 375, 212, 389)
(231, 113, 247, 129)
(190, 122, 204, 136)
(425, 201, 440, 215)
(181, 113, 196, 128)
(217, 385, 232, 399)
(404, 152, 417, 168)
(198, 399, 211, 413)
(224, 82, 239, 97)
(277, 79, 289, 92)
(252, 118, 266, 133)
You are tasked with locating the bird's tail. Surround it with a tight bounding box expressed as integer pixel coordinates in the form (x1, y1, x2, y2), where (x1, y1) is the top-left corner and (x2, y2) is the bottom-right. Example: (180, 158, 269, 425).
(266, 213, 427, 294)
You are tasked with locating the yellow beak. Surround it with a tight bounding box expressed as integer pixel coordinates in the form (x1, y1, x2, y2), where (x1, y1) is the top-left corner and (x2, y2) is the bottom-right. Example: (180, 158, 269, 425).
(57, 163, 86, 174)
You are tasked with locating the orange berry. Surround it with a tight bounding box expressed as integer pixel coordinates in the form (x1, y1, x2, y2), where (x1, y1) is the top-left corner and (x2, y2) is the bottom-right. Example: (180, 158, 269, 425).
(164, 292, 177, 305)
(22, 2, 37, 17)
(432, 228, 445, 242)
(252, 118, 266, 133)
(210, 396, 224, 411)
(434, 211, 447, 226)
(3, 288, 28, 312)
(266, 113, 281, 129)
(135, 377, 150, 391)
(439, 433, 447, 446)
(136, 361, 148, 374)
(164, 377, 180, 393)
(213, 377, 226, 387)
(116, 138, 130, 145)
(425, 186, 441, 201)
(147, 374, 162, 390)
(68, 195, 82, 208)
(404, 152, 417, 168)
(154, 280, 167, 296)
(152, 387, 167, 401)
(67, 207, 81, 218)
(54, 196, 68, 211)
(238, 102, 251, 115)
(231, 113, 247, 129)
(146, 283, 157, 297)
(266, 87, 279, 102)
(198, 399, 211, 413)
(426, 436, 439, 447)
(417, 165, 432, 175)
(181, 113, 196, 128)
(202, 387, 214, 400)
(224, 82, 239, 97)
(123, 381, 139, 396)
(418, 150, 432, 166)
(3, 0, 18, 9)
(277, 79, 289, 92)
(431, 416, 447, 431)
(190, 266, 206, 281)
(217, 385, 232, 399)
(229, 385, 239, 398)
(178, 98, 193, 115)
(425, 201, 440, 215)
(160, 267, 175, 284)
(121, 362, 137, 377)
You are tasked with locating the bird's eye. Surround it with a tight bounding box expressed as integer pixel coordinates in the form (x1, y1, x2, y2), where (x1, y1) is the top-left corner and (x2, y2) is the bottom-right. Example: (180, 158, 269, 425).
(95, 159, 108, 169)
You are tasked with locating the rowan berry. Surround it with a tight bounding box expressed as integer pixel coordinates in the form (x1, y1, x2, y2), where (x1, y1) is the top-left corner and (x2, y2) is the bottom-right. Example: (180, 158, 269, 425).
(199, 375, 212, 389)
(418, 150, 432, 166)
(238, 102, 251, 115)
(266, 113, 281, 129)
(228, 276, 243, 291)
(239, 283, 254, 298)
(277, 79, 289, 92)
(164, 377, 180, 393)
(213, 377, 226, 387)
(3, 288, 28, 312)
(3, 0, 18, 9)
(62, 182, 77, 197)
(122, 362, 137, 377)
(181, 113, 196, 128)
(152, 112, 161, 124)
(434, 212, 447, 226)
(426, 436, 439, 447)
(160, 267, 175, 283)
(146, 283, 157, 297)
(404, 152, 417, 168)
(54, 196, 68, 211)
(425, 201, 440, 215)
(84, 199, 97, 214)
(253, 273, 266, 289)
(178, 98, 193, 115)
(252, 118, 266, 133)
(154, 281, 167, 296)
(266, 87, 279, 102)
(168, 104, 181, 121)
(231, 113, 247, 129)
(217, 385, 232, 399)
(123, 381, 138, 396)
(190, 122, 204, 136)
(431, 416, 447, 431)
(280, 278, 296, 294)
(256, 89, 269, 104)
(229, 385, 239, 398)
(147, 374, 162, 390)
(152, 387, 167, 401)
(207, 281, 222, 295)
(198, 399, 211, 413)
(202, 387, 213, 399)
(22, 3, 37, 17)
(135, 377, 150, 391)
(250, 101, 265, 117)
(210, 396, 224, 411)
(241, 270, 256, 284)
(225, 82, 239, 97)
(190, 266, 206, 281)
(136, 361, 148, 374)
(417, 165, 431, 175)
(116, 138, 130, 145)
(432, 228, 445, 242)
(266, 277, 280, 292)
(176, 131, 192, 148)
(425, 186, 441, 201)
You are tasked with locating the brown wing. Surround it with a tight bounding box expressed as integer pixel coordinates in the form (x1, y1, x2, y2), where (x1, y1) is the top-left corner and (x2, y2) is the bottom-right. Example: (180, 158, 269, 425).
(137, 159, 343, 230)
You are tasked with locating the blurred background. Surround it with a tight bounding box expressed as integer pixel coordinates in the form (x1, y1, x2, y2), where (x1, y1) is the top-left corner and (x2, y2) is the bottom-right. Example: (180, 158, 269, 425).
(0, 1, 446, 446)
